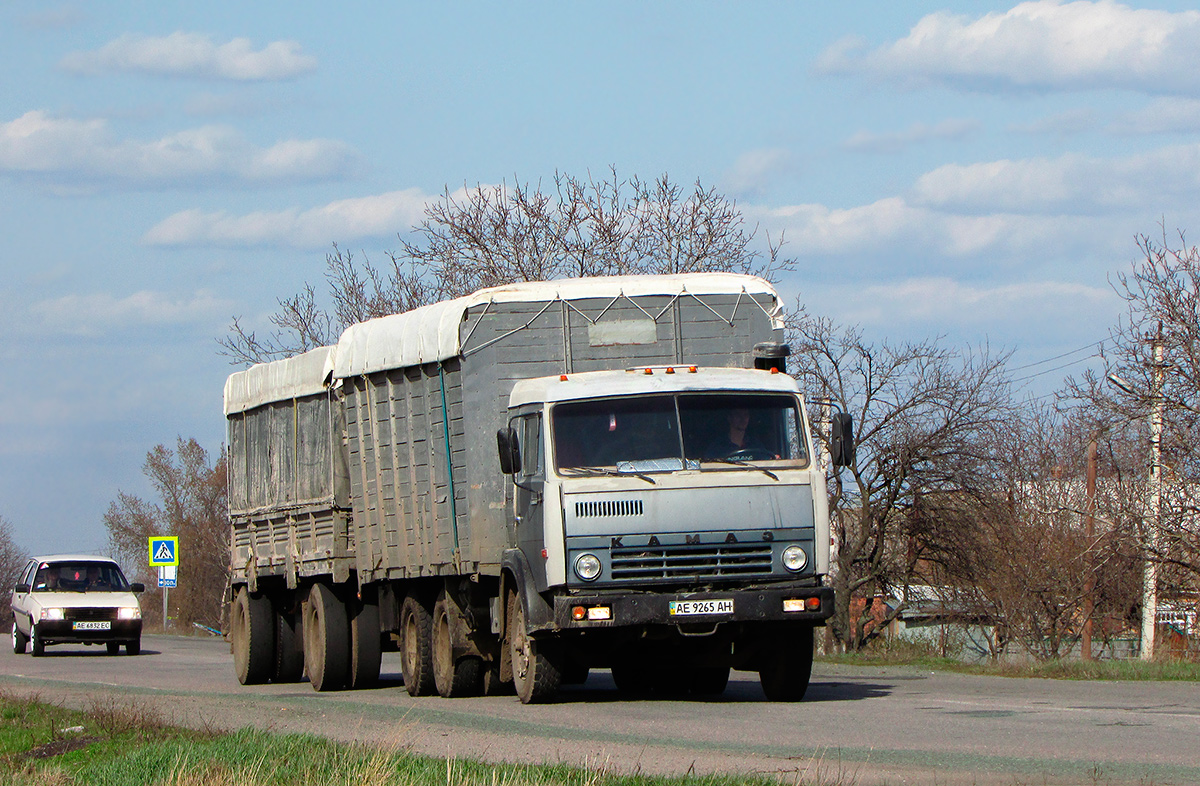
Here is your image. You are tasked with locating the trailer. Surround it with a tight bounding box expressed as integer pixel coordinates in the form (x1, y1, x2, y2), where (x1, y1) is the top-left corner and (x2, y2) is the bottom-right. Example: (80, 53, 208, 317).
(225, 273, 848, 701)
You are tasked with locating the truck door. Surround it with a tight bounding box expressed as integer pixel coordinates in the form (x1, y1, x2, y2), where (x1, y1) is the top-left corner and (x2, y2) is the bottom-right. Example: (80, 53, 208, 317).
(513, 412, 547, 588)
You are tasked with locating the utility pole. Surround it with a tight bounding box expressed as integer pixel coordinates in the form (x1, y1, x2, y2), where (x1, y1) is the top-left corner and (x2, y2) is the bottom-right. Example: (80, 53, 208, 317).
(1142, 328, 1165, 661)
(1082, 438, 1097, 661)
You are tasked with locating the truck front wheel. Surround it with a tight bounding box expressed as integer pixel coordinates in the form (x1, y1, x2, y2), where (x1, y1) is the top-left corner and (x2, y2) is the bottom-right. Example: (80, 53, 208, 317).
(400, 594, 436, 696)
(758, 625, 814, 701)
(508, 591, 561, 704)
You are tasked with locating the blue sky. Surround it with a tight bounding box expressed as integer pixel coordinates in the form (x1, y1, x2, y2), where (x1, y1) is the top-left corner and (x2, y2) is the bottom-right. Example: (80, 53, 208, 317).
(4, 1, 1200, 557)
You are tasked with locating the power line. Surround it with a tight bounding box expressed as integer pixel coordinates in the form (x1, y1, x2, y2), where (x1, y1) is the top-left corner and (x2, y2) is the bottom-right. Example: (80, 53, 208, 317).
(1009, 339, 1107, 373)
(1011, 353, 1101, 384)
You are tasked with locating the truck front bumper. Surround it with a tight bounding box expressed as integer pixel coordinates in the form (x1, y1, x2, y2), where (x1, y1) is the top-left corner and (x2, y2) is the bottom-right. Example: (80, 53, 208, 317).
(550, 585, 834, 630)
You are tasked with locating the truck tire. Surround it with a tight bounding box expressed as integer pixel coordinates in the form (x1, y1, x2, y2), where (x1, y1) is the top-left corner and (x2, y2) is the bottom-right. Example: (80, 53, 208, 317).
(690, 666, 730, 696)
(400, 594, 436, 696)
(610, 661, 653, 696)
(508, 591, 561, 704)
(304, 583, 350, 692)
(759, 625, 814, 702)
(349, 595, 382, 689)
(30, 623, 44, 657)
(232, 587, 275, 685)
(432, 589, 482, 698)
(12, 617, 27, 654)
(274, 606, 305, 683)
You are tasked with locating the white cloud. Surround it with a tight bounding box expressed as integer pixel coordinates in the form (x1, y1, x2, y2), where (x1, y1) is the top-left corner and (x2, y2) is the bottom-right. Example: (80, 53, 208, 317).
(842, 118, 980, 154)
(817, 1, 1200, 95)
(912, 144, 1200, 214)
(29, 290, 231, 336)
(61, 32, 316, 81)
(1109, 98, 1200, 135)
(0, 110, 356, 188)
(143, 189, 434, 248)
(723, 148, 793, 197)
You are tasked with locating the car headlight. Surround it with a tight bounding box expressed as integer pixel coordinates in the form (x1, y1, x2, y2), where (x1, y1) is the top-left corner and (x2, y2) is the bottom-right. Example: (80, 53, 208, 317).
(40, 608, 65, 621)
(782, 545, 808, 572)
(118, 607, 141, 620)
(574, 553, 602, 582)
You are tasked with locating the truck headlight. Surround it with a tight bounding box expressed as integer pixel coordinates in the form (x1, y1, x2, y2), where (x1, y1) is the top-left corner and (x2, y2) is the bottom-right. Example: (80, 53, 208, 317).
(40, 608, 65, 621)
(782, 545, 808, 572)
(118, 607, 141, 620)
(574, 553, 602, 582)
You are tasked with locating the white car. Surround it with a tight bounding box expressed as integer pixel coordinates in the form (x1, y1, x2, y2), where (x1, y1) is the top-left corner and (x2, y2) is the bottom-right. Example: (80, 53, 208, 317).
(11, 554, 144, 656)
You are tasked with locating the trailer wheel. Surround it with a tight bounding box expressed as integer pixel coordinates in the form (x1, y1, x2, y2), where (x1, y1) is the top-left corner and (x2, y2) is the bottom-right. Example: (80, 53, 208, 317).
(400, 594, 436, 696)
(349, 594, 382, 689)
(508, 591, 561, 704)
(12, 617, 27, 655)
(232, 587, 275, 684)
(304, 583, 350, 692)
(273, 605, 305, 683)
(432, 589, 482, 697)
(758, 625, 814, 702)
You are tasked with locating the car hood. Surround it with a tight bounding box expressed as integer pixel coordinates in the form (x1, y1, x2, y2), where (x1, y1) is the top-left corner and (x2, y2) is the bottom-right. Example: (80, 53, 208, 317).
(26, 591, 140, 608)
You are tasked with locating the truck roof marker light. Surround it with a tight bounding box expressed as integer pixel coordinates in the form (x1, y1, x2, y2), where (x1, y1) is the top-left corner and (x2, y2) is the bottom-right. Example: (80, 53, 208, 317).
(770, 367, 779, 374)
(541, 548, 548, 559)
(560, 374, 568, 382)
(644, 368, 653, 375)
(665, 367, 675, 374)
(689, 366, 698, 373)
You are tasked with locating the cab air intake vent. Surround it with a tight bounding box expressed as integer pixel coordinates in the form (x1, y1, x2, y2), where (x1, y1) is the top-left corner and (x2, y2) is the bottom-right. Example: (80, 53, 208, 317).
(575, 499, 644, 518)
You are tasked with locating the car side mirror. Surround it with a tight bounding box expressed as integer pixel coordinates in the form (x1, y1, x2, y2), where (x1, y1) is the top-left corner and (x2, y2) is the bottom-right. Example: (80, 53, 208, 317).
(497, 427, 521, 475)
(830, 412, 855, 467)
(14, 583, 29, 594)
(130, 583, 145, 593)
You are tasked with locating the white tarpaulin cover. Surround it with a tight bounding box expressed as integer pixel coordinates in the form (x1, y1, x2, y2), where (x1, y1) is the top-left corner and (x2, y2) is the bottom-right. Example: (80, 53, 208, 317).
(223, 345, 334, 415)
(329, 273, 781, 379)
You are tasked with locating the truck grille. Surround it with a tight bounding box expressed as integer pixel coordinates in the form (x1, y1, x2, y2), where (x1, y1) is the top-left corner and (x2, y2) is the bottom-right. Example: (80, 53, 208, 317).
(575, 499, 644, 518)
(610, 542, 773, 581)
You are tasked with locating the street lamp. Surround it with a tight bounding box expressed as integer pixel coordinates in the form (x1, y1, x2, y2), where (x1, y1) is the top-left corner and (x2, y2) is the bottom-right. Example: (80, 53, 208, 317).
(1108, 359, 1165, 661)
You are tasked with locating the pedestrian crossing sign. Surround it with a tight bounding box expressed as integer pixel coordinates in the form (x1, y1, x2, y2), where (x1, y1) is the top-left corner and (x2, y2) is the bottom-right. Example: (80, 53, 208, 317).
(148, 536, 179, 567)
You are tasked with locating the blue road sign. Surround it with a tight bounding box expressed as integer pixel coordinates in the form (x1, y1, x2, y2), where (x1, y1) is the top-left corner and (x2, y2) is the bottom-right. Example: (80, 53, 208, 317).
(149, 536, 179, 567)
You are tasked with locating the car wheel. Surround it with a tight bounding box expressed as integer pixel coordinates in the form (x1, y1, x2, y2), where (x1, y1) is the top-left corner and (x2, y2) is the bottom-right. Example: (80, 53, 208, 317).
(30, 622, 45, 657)
(11, 618, 27, 655)
(125, 637, 140, 656)
(106, 641, 121, 655)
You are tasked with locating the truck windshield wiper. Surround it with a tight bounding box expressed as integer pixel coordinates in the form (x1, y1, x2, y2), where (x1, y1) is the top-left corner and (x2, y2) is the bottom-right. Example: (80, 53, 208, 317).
(559, 466, 657, 485)
(706, 458, 778, 481)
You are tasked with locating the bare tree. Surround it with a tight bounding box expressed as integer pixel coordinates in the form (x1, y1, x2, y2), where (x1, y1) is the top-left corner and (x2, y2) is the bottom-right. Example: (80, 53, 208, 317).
(104, 438, 228, 629)
(788, 308, 1013, 651)
(0, 516, 29, 627)
(222, 169, 792, 366)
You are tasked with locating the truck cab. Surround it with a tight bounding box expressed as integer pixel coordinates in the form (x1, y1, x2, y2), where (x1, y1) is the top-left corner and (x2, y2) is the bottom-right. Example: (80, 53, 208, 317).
(498, 365, 835, 701)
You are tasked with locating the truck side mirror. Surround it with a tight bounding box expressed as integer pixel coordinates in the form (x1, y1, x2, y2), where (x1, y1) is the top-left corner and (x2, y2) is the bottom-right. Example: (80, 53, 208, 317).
(14, 583, 29, 594)
(830, 412, 855, 467)
(497, 427, 522, 475)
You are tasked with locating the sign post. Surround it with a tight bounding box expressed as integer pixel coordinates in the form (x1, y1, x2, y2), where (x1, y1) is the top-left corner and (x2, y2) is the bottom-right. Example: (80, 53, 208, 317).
(148, 537, 180, 630)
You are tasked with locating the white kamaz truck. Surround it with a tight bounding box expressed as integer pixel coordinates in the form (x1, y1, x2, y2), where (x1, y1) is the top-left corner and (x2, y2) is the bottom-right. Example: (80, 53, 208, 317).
(224, 274, 850, 703)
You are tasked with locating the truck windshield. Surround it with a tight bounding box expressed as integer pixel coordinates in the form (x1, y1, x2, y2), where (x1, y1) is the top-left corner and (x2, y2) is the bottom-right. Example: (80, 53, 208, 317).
(552, 393, 807, 473)
(32, 562, 130, 592)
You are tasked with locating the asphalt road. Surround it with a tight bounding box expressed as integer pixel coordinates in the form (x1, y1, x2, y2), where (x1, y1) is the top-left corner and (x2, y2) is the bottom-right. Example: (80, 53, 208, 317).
(2, 634, 1198, 785)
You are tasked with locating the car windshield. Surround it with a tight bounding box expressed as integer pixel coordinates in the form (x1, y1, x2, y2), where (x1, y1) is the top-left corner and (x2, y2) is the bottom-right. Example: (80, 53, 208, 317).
(552, 392, 808, 473)
(32, 562, 129, 592)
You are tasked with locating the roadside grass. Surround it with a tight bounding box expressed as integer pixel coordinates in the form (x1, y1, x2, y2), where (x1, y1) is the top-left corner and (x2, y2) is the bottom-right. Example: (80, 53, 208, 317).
(0, 690, 843, 786)
(818, 638, 1200, 681)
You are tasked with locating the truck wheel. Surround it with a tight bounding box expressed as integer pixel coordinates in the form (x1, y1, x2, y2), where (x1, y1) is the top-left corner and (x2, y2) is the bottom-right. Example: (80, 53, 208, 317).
(232, 587, 275, 685)
(508, 591, 561, 704)
(400, 594, 436, 696)
(304, 583, 350, 692)
(30, 623, 44, 657)
(759, 625, 814, 702)
(432, 589, 482, 697)
(12, 617, 27, 654)
(610, 662, 653, 696)
(273, 606, 305, 683)
(349, 595, 382, 689)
